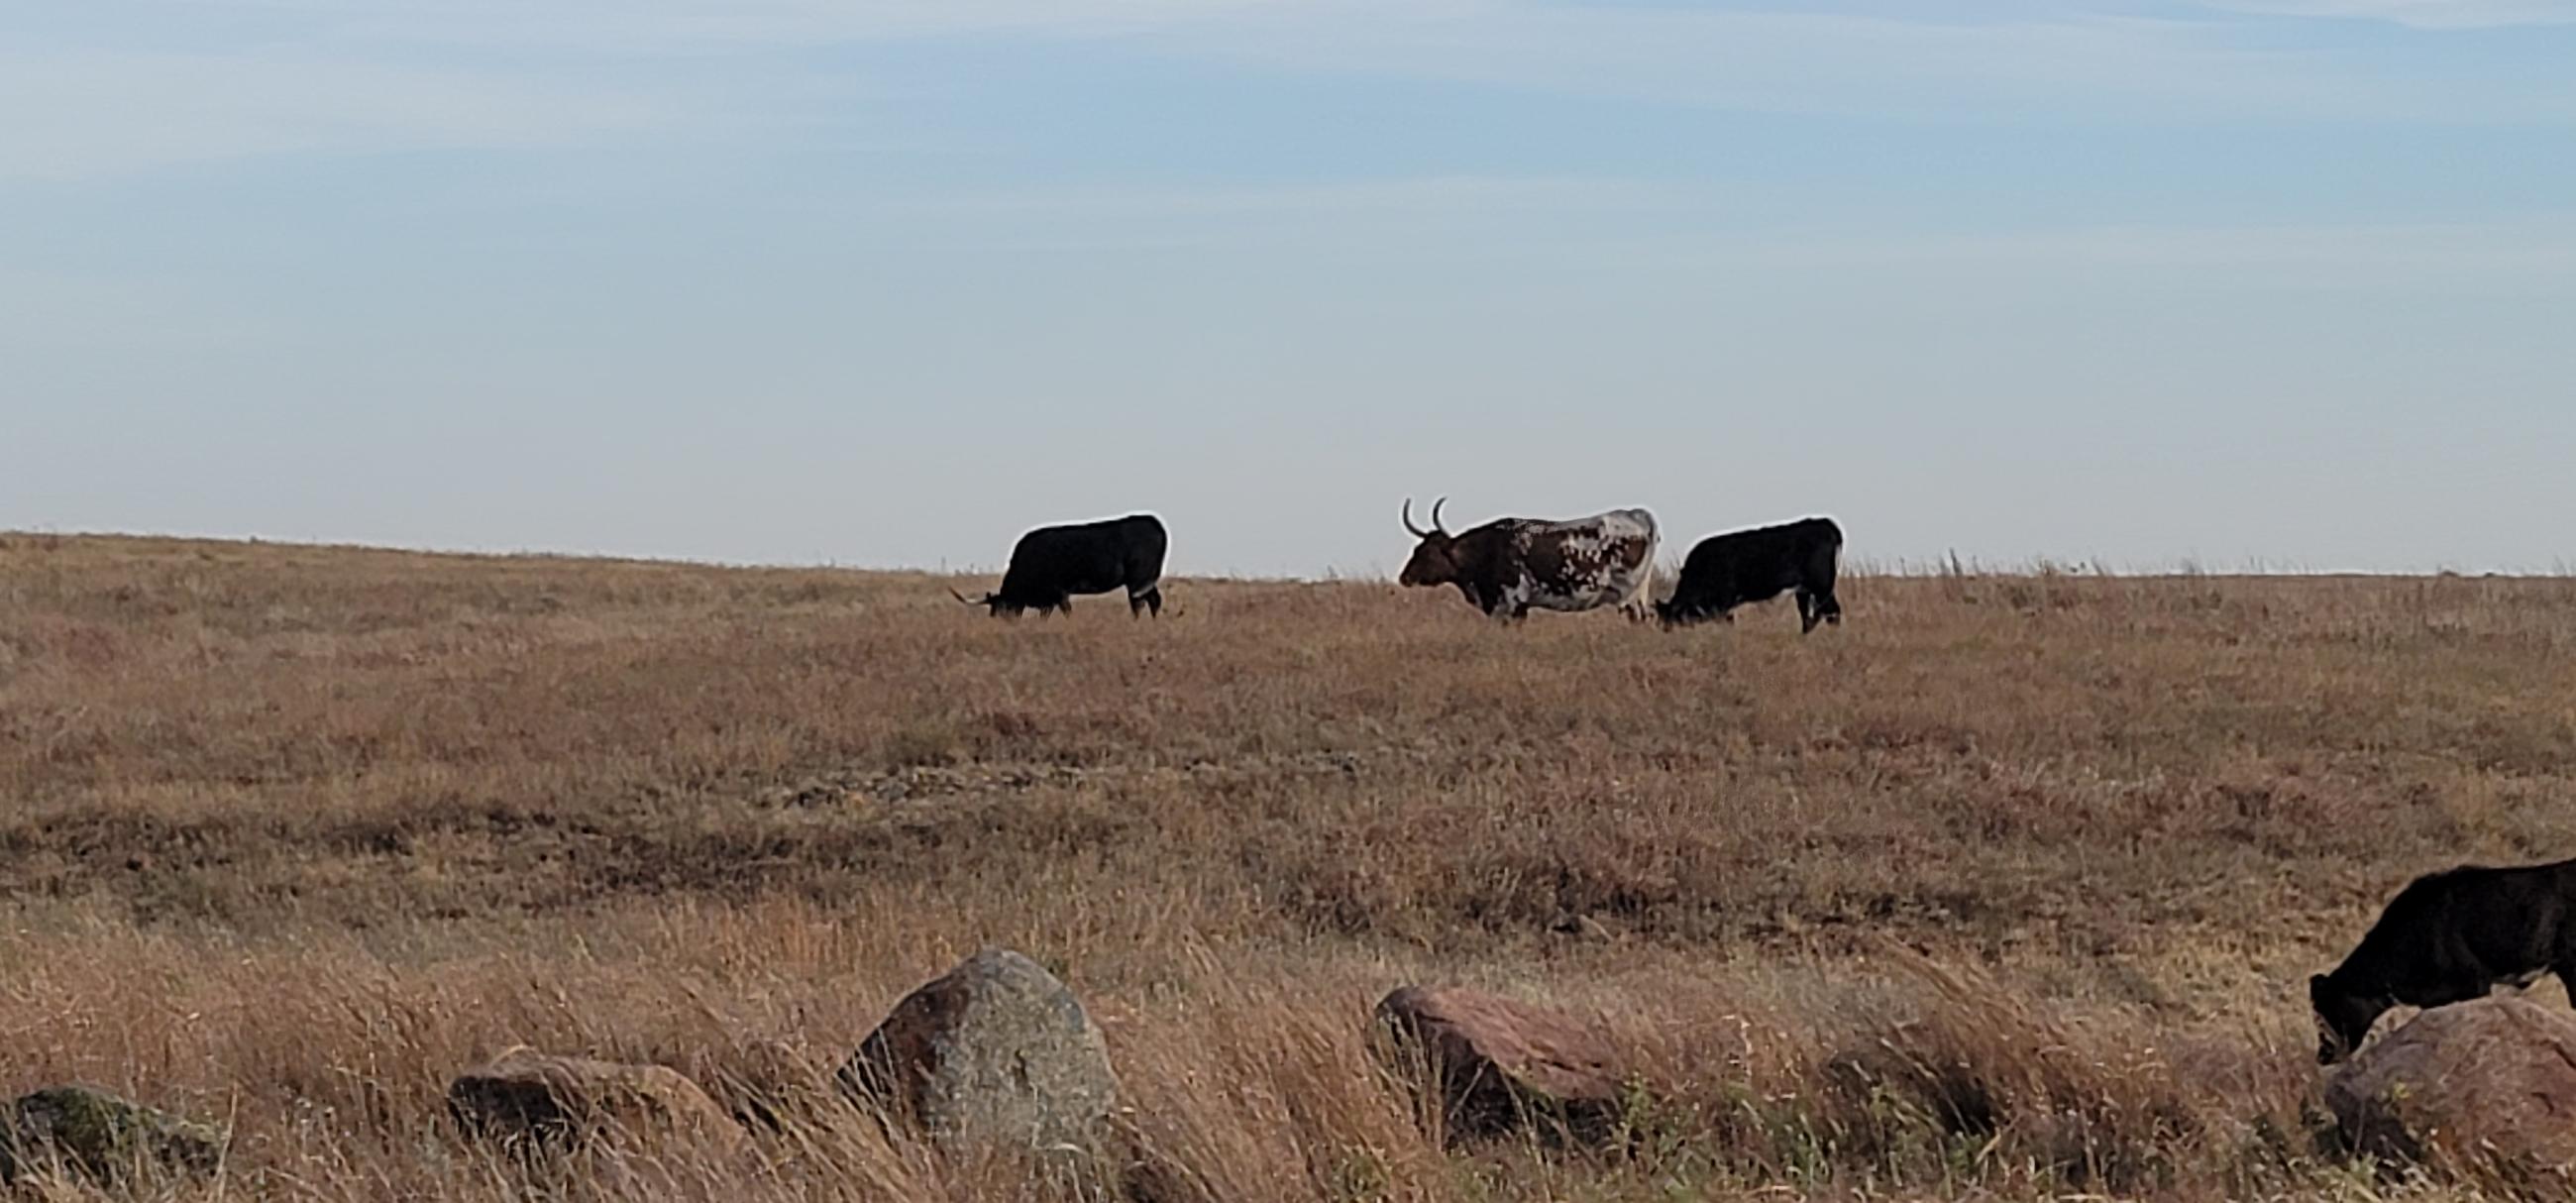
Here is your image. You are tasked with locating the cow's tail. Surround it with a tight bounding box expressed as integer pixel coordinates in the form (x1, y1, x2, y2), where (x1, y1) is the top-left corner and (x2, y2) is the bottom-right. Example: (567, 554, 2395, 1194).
(1812, 519, 1845, 623)
(1628, 509, 1663, 621)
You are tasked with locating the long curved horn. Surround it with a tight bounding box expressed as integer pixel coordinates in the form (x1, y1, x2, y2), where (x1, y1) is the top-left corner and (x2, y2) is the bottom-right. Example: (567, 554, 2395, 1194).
(1402, 497, 1429, 539)
(1431, 495, 1449, 535)
(948, 588, 985, 606)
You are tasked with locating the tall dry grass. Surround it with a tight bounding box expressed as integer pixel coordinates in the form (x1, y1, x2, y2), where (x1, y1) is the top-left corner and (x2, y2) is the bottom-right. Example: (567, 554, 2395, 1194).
(4, 532, 2574, 1199)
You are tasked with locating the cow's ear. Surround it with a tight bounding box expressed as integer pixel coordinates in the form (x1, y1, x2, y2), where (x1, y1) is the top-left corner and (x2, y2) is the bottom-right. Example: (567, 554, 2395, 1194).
(2308, 974, 2329, 996)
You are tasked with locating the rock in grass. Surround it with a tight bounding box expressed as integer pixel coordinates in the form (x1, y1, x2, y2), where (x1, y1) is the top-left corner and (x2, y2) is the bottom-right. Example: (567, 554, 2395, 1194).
(1375, 985, 1629, 1142)
(447, 1047, 746, 1154)
(2327, 996, 2576, 1176)
(837, 948, 1120, 1155)
(0, 1085, 224, 1184)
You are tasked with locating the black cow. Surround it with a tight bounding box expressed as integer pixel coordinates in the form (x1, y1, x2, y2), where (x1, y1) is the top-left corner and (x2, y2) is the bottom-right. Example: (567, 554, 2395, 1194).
(951, 513, 1167, 618)
(2310, 857, 2576, 1064)
(1655, 516, 1844, 633)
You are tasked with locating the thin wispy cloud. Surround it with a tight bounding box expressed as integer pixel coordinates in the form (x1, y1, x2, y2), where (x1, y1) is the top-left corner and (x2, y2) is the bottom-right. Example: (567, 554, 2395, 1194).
(861, 175, 2576, 280)
(1156, 6, 2574, 124)
(2198, 0, 2576, 28)
(1700, 218, 2576, 280)
(0, 47, 657, 180)
(126, 0, 1338, 47)
(0, 269, 275, 351)
(877, 175, 1689, 217)
(9, 0, 2571, 183)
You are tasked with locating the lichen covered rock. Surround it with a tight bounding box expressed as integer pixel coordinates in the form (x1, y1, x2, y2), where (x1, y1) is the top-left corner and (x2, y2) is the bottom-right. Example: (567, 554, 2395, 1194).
(0, 1085, 224, 1183)
(837, 948, 1120, 1154)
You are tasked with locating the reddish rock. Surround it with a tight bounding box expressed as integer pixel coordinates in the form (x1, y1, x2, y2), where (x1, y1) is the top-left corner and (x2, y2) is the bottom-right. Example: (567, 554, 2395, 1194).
(1375, 985, 1629, 1141)
(448, 1047, 745, 1154)
(2327, 996, 2576, 1175)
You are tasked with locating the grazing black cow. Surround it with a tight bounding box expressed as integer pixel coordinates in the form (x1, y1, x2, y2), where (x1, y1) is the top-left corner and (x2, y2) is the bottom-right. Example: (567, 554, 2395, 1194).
(2309, 857, 2576, 1064)
(1397, 497, 1659, 621)
(1655, 516, 1844, 633)
(950, 513, 1167, 618)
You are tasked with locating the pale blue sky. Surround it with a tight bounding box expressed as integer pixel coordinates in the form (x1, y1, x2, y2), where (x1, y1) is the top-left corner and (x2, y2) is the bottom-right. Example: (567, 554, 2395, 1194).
(5, 1, 2572, 576)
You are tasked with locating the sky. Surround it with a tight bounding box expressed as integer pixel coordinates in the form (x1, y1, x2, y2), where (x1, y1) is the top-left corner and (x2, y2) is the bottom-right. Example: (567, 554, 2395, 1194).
(4, 1, 2573, 577)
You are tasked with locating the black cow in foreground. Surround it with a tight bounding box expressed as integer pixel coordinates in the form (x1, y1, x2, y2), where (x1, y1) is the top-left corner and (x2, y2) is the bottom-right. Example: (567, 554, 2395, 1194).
(1656, 516, 1844, 633)
(950, 513, 1167, 617)
(2310, 856, 2576, 1064)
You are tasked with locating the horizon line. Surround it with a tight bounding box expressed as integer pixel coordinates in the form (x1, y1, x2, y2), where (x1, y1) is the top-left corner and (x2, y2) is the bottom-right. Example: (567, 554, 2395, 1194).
(8, 527, 2570, 583)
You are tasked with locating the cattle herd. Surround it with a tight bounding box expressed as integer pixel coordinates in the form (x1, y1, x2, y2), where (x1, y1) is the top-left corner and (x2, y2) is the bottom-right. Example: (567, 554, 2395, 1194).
(950, 499, 1845, 631)
(947, 502, 2575, 1067)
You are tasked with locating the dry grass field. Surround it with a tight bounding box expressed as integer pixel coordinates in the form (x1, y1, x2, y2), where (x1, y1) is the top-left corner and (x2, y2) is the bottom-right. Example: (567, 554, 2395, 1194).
(6, 531, 2576, 1200)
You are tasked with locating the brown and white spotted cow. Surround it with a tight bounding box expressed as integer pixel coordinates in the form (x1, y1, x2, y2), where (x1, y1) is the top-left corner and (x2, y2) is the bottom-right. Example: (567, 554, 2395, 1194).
(1397, 497, 1660, 622)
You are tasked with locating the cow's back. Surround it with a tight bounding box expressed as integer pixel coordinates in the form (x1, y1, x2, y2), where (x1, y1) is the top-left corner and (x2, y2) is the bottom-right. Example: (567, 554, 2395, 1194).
(1001, 514, 1165, 601)
(1115, 513, 1167, 557)
(1114, 514, 1168, 585)
(1513, 509, 1657, 547)
(2348, 859, 2576, 992)
(1504, 509, 1658, 613)
(2443, 862, 2576, 974)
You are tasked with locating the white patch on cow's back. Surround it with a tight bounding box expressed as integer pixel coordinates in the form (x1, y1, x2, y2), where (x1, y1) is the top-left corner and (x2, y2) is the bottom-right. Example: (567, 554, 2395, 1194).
(1507, 508, 1660, 616)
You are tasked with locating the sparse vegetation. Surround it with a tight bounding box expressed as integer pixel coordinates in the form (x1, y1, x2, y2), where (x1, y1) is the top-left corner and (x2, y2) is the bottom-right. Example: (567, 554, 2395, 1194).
(4, 532, 2575, 1199)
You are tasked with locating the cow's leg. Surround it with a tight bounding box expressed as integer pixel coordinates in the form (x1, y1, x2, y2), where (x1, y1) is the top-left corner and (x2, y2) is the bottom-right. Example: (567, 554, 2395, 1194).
(1808, 544, 1845, 627)
(1130, 585, 1162, 618)
(1796, 590, 1818, 633)
(1626, 559, 1658, 622)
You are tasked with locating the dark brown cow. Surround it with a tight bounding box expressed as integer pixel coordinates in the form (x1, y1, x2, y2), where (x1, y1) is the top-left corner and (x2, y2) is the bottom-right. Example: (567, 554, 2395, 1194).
(1397, 497, 1659, 621)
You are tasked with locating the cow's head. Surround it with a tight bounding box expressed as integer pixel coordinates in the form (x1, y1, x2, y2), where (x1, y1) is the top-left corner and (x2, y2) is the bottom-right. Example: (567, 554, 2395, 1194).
(1398, 497, 1459, 587)
(2309, 972, 2389, 1064)
(948, 588, 1021, 618)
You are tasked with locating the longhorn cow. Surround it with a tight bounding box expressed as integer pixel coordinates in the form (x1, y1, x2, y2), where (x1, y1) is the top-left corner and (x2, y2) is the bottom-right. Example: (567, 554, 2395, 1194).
(1397, 497, 1659, 621)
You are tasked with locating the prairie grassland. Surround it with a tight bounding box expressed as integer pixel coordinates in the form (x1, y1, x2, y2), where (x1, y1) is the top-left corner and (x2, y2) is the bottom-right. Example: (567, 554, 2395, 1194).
(4, 532, 2576, 1200)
